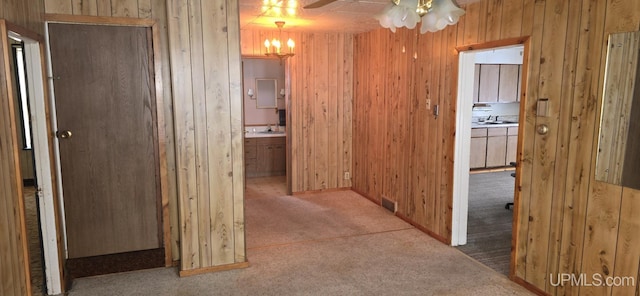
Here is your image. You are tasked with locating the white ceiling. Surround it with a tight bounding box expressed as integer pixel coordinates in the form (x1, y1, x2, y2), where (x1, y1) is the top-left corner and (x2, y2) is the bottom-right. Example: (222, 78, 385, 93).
(238, 0, 391, 33)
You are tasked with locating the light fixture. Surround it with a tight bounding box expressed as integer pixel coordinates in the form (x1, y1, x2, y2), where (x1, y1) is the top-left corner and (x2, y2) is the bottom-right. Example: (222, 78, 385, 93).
(279, 88, 285, 99)
(247, 88, 254, 99)
(376, 0, 465, 34)
(264, 21, 295, 60)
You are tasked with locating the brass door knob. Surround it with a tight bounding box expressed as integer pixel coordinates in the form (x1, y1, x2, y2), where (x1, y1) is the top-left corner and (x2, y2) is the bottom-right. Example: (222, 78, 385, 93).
(536, 124, 549, 135)
(56, 130, 73, 139)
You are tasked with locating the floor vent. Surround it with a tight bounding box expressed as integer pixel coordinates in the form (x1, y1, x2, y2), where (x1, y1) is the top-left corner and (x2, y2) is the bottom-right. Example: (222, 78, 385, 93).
(381, 196, 397, 213)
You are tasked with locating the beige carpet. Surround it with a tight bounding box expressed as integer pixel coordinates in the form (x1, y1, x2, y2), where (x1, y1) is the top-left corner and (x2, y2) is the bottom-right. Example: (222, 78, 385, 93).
(66, 177, 533, 295)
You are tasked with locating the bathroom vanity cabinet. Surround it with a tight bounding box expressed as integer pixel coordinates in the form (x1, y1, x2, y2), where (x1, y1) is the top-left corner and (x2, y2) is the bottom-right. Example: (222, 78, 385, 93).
(245, 137, 286, 177)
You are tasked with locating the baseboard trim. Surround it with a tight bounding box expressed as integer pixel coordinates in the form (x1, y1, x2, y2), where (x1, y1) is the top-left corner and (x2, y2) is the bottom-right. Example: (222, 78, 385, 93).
(394, 212, 450, 245)
(350, 188, 379, 205)
(350, 188, 449, 245)
(179, 261, 250, 277)
(511, 276, 549, 295)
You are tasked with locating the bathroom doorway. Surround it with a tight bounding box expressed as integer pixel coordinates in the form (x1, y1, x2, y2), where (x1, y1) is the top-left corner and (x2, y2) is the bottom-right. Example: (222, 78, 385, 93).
(241, 56, 290, 196)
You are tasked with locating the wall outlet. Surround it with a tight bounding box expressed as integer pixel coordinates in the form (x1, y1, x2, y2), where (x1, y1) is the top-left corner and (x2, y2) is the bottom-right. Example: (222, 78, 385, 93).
(344, 172, 350, 180)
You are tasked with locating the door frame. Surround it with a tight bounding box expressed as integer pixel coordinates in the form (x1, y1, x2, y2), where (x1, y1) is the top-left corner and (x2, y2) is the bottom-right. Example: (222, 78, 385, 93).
(451, 37, 530, 273)
(240, 55, 293, 195)
(44, 15, 172, 267)
(0, 19, 56, 296)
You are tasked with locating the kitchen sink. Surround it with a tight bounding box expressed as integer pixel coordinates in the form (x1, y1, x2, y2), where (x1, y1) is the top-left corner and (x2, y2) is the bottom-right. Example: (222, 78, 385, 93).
(257, 130, 285, 134)
(481, 120, 518, 124)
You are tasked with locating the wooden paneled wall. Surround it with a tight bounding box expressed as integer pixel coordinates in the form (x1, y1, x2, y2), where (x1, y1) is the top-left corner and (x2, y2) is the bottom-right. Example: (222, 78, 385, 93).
(241, 30, 353, 193)
(0, 0, 44, 35)
(353, 26, 457, 239)
(353, 0, 640, 295)
(0, 2, 45, 296)
(166, 0, 246, 274)
(0, 30, 31, 296)
(44, 0, 181, 261)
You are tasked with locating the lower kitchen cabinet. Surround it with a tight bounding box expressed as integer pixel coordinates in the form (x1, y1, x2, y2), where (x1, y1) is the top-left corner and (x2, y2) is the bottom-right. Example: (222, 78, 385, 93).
(486, 127, 507, 167)
(470, 126, 518, 169)
(245, 137, 286, 177)
(470, 128, 488, 169)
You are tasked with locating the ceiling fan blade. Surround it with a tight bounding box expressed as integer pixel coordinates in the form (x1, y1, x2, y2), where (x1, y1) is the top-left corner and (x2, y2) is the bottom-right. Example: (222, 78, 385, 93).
(303, 0, 339, 9)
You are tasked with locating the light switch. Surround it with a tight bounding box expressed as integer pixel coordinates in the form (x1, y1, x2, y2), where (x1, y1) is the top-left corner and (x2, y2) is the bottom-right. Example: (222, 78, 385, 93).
(537, 98, 549, 117)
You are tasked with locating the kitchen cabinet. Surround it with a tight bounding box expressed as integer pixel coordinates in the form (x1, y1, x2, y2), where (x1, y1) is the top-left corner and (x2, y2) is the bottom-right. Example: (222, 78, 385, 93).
(473, 64, 522, 102)
(478, 65, 500, 102)
(470, 126, 518, 169)
(498, 65, 519, 102)
(470, 128, 487, 169)
(245, 137, 286, 177)
(486, 127, 508, 167)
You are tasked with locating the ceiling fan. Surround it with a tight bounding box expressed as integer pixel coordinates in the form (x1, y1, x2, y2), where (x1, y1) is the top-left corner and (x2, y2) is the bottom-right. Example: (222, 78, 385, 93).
(303, 0, 477, 9)
(303, 0, 339, 9)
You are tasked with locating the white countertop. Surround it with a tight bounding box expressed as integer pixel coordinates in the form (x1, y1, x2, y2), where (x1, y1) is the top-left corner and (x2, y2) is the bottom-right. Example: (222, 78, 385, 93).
(471, 122, 519, 129)
(245, 131, 286, 138)
(245, 125, 286, 138)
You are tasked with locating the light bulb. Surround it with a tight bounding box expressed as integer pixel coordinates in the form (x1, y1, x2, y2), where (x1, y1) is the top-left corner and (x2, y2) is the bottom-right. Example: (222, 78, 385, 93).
(287, 38, 295, 52)
(264, 39, 270, 53)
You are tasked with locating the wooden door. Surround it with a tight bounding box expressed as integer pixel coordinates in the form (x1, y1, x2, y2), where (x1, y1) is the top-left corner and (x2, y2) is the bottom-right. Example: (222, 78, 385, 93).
(48, 24, 162, 263)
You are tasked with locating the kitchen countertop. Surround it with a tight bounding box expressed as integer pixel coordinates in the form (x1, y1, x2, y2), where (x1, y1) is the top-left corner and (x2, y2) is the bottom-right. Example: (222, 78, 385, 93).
(471, 122, 519, 129)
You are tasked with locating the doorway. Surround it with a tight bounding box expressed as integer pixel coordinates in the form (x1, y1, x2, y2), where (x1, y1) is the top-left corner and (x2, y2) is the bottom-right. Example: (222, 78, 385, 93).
(0, 22, 66, 295)
(451, 41, 528, 277)
(241, 56, 289, 197)
(10, 37, 46, 295)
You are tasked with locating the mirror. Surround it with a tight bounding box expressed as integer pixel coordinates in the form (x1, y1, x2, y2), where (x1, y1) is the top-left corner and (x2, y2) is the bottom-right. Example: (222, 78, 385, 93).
(256, 78, 277, 108)
(595, 31, 640, 190)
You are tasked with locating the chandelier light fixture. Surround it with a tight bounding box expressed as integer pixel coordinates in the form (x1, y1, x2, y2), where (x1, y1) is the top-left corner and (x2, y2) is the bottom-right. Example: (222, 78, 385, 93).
(377, 0, 465, 34)
(264, 21, 295, 60)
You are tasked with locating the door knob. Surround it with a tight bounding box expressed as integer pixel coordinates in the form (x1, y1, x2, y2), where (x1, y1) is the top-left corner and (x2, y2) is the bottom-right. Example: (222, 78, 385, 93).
(56, 130, 73, 139)
(536, 124, 549, 135)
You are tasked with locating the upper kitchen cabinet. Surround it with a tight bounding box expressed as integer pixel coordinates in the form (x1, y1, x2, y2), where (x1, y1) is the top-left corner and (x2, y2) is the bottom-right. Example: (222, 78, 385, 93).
(473, 64, 523, 103)
(472, 46, 524, 103)
(498, 65, 520, 102)
(477, 64, 500, 102)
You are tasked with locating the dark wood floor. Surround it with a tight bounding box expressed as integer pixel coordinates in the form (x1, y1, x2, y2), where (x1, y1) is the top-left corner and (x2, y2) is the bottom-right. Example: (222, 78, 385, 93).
(457, 170, 515, 276)
(24, 186, 45, 295)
